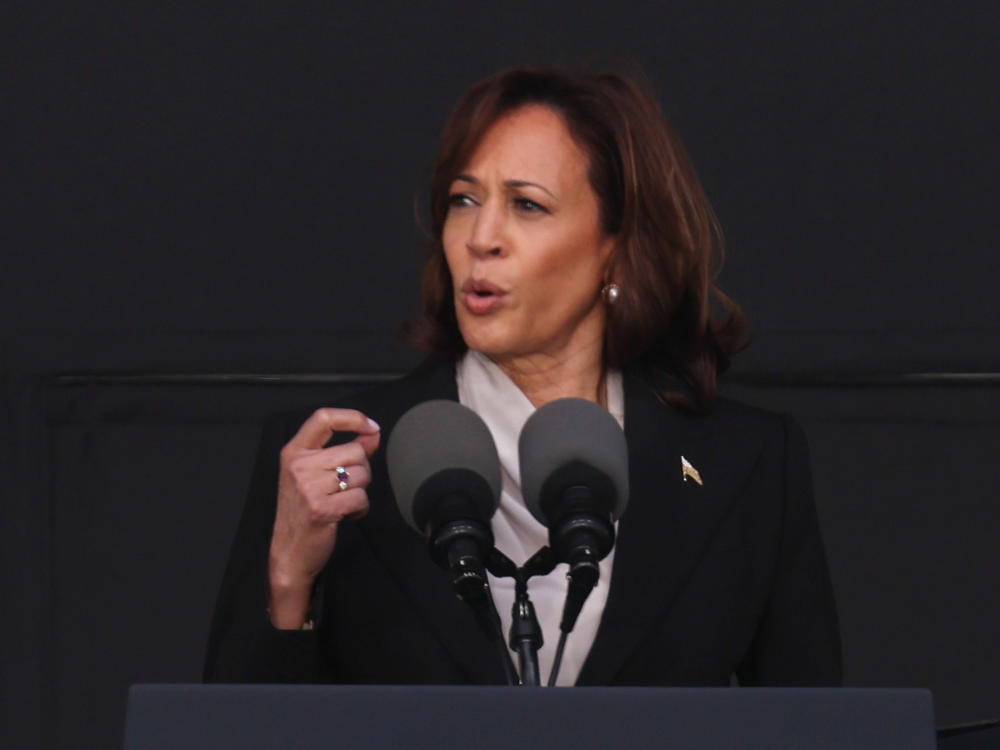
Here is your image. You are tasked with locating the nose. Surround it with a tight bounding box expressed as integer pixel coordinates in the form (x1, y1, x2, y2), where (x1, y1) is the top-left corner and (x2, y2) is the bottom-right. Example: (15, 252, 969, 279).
(466, 201, 504, 258)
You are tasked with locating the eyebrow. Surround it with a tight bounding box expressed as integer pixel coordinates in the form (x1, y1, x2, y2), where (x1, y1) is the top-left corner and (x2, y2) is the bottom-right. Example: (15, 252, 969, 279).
(453, 174, 556, 199)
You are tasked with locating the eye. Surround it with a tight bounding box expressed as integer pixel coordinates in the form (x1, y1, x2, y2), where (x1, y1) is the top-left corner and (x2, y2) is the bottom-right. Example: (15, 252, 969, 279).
(447, 193, 476, 209)
(513, 197, 547, 214)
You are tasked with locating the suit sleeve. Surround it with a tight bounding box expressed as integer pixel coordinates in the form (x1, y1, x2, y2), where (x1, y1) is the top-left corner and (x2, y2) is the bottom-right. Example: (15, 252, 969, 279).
(737, 416, 843, 686)
(203, 414, 329, 683)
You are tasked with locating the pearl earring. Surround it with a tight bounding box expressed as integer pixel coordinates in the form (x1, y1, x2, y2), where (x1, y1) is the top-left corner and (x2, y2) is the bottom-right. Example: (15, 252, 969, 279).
(602, 282, 620, 304)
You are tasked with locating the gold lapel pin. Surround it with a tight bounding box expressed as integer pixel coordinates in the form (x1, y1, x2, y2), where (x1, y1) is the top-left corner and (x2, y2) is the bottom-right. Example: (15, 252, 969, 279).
(681, 456, 703, 486)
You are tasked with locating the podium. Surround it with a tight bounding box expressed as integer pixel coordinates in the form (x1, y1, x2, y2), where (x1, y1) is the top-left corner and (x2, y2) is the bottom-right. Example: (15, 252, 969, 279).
(123, 684, 936, 749)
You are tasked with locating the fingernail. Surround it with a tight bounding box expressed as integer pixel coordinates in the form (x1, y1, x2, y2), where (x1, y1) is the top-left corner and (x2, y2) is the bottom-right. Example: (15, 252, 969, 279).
(366, 418, 381, 432)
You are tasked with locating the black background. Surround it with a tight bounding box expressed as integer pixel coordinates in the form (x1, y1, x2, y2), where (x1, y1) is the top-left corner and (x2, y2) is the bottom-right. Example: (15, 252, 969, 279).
(2, 2, 998, 748)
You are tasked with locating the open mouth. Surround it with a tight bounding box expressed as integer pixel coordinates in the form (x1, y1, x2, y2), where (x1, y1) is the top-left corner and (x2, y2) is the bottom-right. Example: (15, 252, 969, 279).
(461, 279, 507, 314)
(463, 279, 505, 295)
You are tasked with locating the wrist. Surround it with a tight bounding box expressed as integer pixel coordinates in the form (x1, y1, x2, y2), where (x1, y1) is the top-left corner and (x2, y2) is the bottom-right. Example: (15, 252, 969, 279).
(268, 565, 313, 595)
(267, 584, 314, 630)
(268, 564, 316, 630)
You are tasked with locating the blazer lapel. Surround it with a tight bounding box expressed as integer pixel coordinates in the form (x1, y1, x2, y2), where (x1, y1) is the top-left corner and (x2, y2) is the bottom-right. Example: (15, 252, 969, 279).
(577, 374, 764, 685)
(359, 358, 508, 684)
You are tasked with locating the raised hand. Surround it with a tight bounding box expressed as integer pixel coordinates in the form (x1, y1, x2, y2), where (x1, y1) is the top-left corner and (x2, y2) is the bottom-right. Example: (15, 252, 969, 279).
(267, 408, 381, 629)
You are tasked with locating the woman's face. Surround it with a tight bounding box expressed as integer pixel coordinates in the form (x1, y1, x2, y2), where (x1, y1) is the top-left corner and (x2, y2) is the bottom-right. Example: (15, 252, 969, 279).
(443, 105, 615, 365)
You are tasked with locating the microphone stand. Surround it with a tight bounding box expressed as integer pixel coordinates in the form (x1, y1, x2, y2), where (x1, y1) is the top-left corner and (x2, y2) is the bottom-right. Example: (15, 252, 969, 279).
(487, 546, 556, 686)
(446, 553, 518, 686)
(510, 573, 543, 685)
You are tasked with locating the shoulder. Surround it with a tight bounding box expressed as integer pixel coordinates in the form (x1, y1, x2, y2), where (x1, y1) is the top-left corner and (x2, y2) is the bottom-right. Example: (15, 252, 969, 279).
(697, 397, 812, 475)
(626, 372, 804, 449)
(699, 397, 813, 494)
(624, 377, 810, 490)
(705, 396, 806, 447)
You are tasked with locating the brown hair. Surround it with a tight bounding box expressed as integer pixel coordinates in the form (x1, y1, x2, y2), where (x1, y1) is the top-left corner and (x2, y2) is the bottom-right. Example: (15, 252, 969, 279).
(406, 66, 747, 414)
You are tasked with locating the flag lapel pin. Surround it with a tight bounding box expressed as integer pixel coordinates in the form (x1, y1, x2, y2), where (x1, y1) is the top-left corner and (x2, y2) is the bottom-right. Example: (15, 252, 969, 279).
(681, 456, 703, 486)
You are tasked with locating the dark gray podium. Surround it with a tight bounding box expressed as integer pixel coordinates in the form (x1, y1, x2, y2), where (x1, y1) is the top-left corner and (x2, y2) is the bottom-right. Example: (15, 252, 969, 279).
(123, 684, 936, 750)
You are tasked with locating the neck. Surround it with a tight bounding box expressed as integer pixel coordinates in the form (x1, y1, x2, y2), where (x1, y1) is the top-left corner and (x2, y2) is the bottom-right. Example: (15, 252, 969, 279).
(490, 336, 607, 409)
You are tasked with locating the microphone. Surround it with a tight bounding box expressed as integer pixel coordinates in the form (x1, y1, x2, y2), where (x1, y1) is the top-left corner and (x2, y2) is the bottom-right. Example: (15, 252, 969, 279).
(519, 398, 629, 634)
(387, 400, 502, 609)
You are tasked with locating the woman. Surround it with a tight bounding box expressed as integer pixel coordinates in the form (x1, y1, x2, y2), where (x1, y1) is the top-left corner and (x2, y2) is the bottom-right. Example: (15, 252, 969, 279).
(205, 67, 841, 687)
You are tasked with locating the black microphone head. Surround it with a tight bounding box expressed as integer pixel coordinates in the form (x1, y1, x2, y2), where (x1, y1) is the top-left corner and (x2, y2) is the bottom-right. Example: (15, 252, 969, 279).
(519, 398, 629, 527)
(387, 400, 502, 536)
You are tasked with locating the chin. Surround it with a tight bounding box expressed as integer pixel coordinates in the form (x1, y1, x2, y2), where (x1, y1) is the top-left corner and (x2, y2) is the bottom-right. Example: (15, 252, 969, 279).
(457, 322, 519, 359)
(461, 335, 510, 359)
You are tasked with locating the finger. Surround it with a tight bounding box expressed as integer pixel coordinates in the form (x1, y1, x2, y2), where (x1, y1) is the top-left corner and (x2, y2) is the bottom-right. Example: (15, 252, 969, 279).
(326, 464, 371, 494)
(355, 430, 381, 458)
(337, 487, 370, 521)
(287, 408, 380, 451)
(342, 503, 369, 522)
(308, 488, 370, 524)
(311, 441, 367, 470)
(282, 443, 363, 488)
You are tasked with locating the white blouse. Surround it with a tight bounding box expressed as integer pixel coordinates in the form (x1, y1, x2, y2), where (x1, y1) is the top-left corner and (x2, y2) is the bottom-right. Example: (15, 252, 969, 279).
(456, 350, 624, 686)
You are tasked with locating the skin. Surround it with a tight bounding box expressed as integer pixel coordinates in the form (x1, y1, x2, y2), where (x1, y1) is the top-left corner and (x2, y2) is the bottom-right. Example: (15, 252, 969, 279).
(443, 104, 616, 407)
(268, 104, 615, 628)
(268, 409, 381, 628)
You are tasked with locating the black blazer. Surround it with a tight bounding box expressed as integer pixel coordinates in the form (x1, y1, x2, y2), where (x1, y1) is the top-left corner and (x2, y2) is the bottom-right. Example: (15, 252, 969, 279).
(204, 358, 841, 686)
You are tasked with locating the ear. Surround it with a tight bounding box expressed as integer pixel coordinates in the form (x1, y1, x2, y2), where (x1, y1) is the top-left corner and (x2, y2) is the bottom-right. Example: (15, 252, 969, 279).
(599, 235, 619, 282)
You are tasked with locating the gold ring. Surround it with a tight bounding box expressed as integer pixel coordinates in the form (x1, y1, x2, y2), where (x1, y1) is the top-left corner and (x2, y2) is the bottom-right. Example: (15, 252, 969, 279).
(336, 466, 350, 492)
